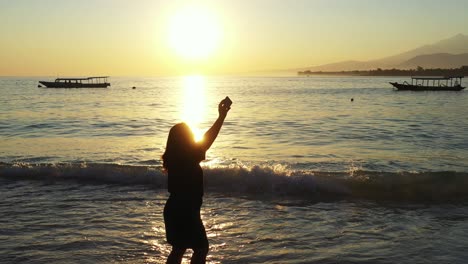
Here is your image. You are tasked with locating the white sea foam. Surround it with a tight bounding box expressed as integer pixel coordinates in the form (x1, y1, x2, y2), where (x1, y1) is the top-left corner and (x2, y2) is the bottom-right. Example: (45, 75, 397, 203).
(2, 162, 467, 202)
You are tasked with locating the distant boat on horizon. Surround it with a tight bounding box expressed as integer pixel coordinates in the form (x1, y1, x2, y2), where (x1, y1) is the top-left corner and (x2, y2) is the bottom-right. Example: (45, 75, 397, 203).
(390, 76, 465, 91)
(38, 76, 110, 88)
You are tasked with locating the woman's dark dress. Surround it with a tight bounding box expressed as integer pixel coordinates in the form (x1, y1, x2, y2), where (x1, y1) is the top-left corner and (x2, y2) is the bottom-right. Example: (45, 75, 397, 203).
(163, 147, 208, 249)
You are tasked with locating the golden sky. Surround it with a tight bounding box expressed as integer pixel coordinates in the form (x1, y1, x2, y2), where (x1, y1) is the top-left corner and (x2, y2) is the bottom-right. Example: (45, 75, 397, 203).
(1, 0, 467, 76)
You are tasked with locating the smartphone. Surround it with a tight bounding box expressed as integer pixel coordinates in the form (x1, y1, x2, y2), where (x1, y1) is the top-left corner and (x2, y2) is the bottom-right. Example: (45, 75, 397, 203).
(223, 96, 232, 107)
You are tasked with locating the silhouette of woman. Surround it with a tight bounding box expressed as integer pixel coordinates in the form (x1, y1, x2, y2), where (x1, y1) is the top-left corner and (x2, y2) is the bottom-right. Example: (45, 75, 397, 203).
(162, 97, 231, 264)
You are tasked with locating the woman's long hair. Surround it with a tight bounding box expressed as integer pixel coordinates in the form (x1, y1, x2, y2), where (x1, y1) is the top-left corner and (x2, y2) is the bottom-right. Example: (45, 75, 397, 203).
(162, 123, 196, 171)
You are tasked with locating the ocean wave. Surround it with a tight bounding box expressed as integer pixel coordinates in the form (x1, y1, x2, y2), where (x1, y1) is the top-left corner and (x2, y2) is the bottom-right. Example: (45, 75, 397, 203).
(1, 162, 467, 203)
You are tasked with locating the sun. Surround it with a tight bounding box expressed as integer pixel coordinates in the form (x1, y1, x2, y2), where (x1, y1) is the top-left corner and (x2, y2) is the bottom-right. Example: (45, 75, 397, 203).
(168, 5, 221, 61)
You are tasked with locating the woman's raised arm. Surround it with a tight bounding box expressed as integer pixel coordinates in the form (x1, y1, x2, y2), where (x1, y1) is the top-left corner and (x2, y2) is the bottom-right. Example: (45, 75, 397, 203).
(199, 97, 231, 151)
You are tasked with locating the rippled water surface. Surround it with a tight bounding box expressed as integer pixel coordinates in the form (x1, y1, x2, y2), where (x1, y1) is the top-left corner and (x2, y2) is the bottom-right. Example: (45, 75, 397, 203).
(2, 179, 468, 264)
(1, 76, 468, 263)
(2, 76, 468, 171)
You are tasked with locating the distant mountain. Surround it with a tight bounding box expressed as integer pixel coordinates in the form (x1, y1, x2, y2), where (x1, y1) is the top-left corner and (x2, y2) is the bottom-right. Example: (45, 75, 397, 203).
(298, 33, 468, 72)
(295, 60, 374, 72)
(398, 53, 468, 69)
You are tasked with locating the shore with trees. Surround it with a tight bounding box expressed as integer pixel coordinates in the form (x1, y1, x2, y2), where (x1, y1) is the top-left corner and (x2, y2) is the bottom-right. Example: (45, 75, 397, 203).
(298, 66, 468, 77)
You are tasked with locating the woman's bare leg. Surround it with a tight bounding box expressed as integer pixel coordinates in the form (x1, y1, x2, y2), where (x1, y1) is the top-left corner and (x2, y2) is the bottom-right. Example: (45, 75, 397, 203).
(190, 247, 208, 264)
(167, 247, 186, 264)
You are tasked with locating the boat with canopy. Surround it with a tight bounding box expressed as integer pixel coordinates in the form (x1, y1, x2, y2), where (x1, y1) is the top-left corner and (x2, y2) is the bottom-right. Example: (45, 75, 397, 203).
(39, 76, 110, 88)
(390, 76, 465, 91)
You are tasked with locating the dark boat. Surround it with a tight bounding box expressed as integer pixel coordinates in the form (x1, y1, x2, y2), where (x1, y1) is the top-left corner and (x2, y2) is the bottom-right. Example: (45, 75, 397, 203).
(39, 76, 110, 88)
(390, 76, 465, 91)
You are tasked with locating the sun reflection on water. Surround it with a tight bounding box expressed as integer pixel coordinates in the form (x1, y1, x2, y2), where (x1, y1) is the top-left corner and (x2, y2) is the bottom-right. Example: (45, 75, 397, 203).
(181, 75, 207, 141)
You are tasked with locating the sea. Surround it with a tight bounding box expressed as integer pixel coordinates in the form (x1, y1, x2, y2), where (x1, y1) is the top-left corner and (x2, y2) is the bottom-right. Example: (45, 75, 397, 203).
(1, 76, 468, 263)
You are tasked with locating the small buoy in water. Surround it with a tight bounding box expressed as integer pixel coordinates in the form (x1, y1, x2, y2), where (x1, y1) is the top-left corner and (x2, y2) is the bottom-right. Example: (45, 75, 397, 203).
(132, 86, 136, 89)
(351, 98, 354, 102)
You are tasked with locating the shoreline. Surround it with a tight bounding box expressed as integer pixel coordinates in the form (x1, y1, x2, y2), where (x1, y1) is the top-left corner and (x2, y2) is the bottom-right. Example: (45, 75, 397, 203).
(298, 66, 468, 77)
